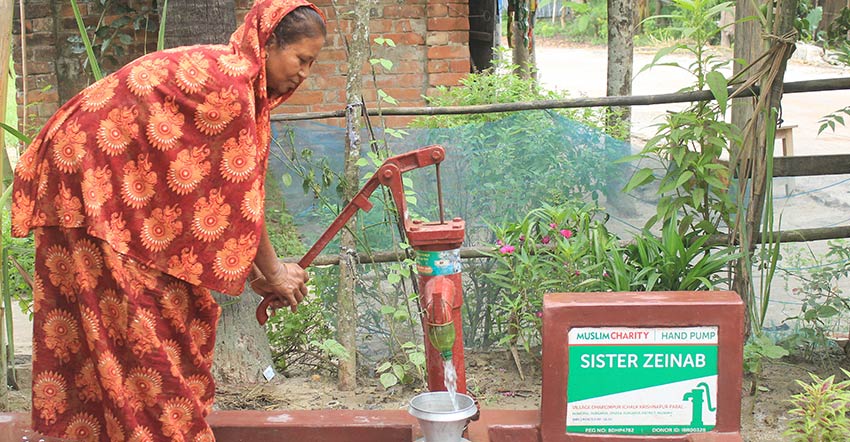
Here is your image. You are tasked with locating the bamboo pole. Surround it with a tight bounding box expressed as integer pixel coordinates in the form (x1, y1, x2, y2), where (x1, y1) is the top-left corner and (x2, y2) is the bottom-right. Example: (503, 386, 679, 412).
(0, 0, 15, 409)
(1, 0, 14, 186)
(271, 77, 850, 121)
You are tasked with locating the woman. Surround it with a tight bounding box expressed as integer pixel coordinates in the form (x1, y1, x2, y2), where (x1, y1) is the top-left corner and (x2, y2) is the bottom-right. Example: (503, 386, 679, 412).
(11, 0, 325, 440)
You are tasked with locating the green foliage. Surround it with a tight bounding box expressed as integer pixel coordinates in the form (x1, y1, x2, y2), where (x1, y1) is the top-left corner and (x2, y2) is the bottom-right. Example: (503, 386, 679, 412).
(743, 334, 789, 380)
(626, 0, 740, 236)
(782, 241, 850, 359)
(784, 369, 850, 441)
(68, 0, 163, 78)
(1, 210, 35, 316)
(483, 202, 737, 350)
(376, 341, 426, 389)
(795, 1, 823, 43)
(617, 216, 740, 291)
(546, 1, 607, 43)
(644, 0, 732, 45)
(818, 105, 850, 135)
(263, 170, 341, 372)
(825, 7, 850, 49)
(485, 202, 604, 349)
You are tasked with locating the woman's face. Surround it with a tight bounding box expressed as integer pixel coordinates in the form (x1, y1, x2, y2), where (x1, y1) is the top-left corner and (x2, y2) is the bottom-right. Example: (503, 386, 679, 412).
(265, 35, 325, 99)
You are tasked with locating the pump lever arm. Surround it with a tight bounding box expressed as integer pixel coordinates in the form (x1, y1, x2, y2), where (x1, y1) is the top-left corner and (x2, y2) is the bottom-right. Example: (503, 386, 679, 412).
(255, 145, 446, 325)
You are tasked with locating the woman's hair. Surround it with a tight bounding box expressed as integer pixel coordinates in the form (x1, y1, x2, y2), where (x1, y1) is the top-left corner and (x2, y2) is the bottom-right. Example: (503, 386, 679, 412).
(270, 6, 326, 47)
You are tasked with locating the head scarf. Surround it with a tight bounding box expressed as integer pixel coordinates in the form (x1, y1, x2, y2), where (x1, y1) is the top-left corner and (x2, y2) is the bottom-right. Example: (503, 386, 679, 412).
(12, 0, 325, 295)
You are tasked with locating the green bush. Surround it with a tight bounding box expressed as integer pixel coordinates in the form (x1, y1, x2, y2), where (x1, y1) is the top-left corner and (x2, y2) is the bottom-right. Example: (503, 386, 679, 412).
(483, 201, 739, 351)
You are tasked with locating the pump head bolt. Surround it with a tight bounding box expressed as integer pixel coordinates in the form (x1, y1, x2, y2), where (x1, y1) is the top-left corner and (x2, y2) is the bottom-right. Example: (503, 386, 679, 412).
(382, 169, 394, 179)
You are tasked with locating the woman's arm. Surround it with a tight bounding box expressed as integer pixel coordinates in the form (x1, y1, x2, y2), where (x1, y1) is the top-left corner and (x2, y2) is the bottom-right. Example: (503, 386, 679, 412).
(251, 221, 309, 312)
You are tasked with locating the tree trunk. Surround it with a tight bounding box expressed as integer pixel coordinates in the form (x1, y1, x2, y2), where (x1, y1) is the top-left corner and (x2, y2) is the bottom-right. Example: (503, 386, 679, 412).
(337, 0, 373, 391)
(158, 0, 275, 384)
(161, 0, 237, 47)
(604, 0, 635, 215)
(510, 0, 535, 79)
(606, 0, 633, 138)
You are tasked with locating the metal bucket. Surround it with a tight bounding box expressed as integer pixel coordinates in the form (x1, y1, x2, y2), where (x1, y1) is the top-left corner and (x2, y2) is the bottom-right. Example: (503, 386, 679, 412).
(408, 391, 476, 442)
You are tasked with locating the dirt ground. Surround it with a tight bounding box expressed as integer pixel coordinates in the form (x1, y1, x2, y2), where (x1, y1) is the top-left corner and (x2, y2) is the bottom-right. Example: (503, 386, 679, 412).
(220, 351, 850, 442)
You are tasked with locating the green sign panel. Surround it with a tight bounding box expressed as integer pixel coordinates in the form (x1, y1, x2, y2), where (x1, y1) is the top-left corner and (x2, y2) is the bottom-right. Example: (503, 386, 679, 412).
(566, 327, 719, 435)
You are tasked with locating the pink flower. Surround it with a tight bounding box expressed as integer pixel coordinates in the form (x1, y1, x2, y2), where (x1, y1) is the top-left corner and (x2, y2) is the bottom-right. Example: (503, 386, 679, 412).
(535, 311, 543, 318)
(519, 235, 525, 242)
(499, 245, 515, 255)
(549, 223, 557, 229)
(496, 239, 504, 246)
(560, 229, 573, 239)
(541, 236, 551, 244)
(574, 270, 581, 276)
(603, 271, 610, 278)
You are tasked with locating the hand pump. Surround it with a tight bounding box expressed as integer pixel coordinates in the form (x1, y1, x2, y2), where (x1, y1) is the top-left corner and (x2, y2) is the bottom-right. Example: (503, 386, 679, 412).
(255, 145, 467, 393)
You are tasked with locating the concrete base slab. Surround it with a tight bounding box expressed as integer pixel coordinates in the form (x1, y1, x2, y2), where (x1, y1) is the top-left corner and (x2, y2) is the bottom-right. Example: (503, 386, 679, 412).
(0, 409, 541, 442)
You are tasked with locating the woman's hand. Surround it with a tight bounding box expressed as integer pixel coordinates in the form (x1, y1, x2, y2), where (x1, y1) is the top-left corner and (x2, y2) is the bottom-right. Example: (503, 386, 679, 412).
(249, 261, 309, 313)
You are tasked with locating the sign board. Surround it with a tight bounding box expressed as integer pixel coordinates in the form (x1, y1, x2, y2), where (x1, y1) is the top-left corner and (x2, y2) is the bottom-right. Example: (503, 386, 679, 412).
(566, 326, 718, 435)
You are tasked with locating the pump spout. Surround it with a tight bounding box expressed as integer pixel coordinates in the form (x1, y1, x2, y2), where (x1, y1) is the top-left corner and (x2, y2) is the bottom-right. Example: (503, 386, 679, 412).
(424, 277, 456, 361)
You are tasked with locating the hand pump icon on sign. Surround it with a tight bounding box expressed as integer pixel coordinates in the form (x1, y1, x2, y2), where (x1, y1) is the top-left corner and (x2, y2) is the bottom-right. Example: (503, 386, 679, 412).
(682, 382, 716, 427)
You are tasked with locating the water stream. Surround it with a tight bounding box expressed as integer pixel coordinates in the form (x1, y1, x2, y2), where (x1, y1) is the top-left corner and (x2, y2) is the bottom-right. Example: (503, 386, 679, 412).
(443, 359, 459, 411)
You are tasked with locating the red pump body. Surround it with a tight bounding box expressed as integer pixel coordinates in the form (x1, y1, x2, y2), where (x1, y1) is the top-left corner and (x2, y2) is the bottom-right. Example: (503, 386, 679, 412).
(409, 219, 467, 394)
(255, 145, 467, 394)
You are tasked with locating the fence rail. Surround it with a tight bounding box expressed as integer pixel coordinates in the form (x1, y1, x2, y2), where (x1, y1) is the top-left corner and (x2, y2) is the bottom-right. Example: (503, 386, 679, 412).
(272, 77, 850, 121)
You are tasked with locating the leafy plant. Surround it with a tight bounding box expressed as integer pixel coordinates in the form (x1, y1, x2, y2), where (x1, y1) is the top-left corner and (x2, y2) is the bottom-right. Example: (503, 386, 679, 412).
(794, 1, 823, 43)
(825, 7, 850, 49)
(784, 369, 850, 441)
(68, 0, 163, 79)
(376, 340, 426, 389)
(485, 202, 606, 350)
(817, 105, 850, 134)
(743, 334, 789, 395)
(483, 201, 739, 367)
(618, 216, 740, 291)
(781, 241, 850, 360)
(626, 0, 740, 236)
(560, 1, 608, 43)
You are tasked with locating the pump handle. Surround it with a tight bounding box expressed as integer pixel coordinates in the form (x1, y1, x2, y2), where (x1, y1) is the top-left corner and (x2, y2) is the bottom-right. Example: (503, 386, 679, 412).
(256, 145, 447, 325)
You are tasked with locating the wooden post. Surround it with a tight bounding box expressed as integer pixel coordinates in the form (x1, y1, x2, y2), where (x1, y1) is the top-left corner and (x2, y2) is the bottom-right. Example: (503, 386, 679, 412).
(0, 0, 17, 408)
(731, 2, 763, 133)
(1, 0, 15, 186)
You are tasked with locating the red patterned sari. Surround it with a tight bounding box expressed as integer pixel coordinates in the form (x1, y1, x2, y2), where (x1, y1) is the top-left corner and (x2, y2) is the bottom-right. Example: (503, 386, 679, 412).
(11, 0, 322, 440)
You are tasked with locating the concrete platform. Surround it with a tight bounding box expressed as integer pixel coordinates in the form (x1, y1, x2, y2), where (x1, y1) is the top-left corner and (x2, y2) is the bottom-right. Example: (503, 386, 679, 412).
(0, 409, 541, 442)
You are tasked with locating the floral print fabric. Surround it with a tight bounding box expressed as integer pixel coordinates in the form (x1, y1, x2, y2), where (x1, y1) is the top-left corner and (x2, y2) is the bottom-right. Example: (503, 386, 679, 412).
(11, 0, 320, 295)
(11, 0, 324, 440)
(32, 227, 220, 442)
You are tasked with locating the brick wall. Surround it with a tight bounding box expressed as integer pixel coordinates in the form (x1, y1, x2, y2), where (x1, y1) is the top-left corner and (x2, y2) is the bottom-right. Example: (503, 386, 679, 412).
(12, 0, 161, 133)
(12, 0, 469, 131)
